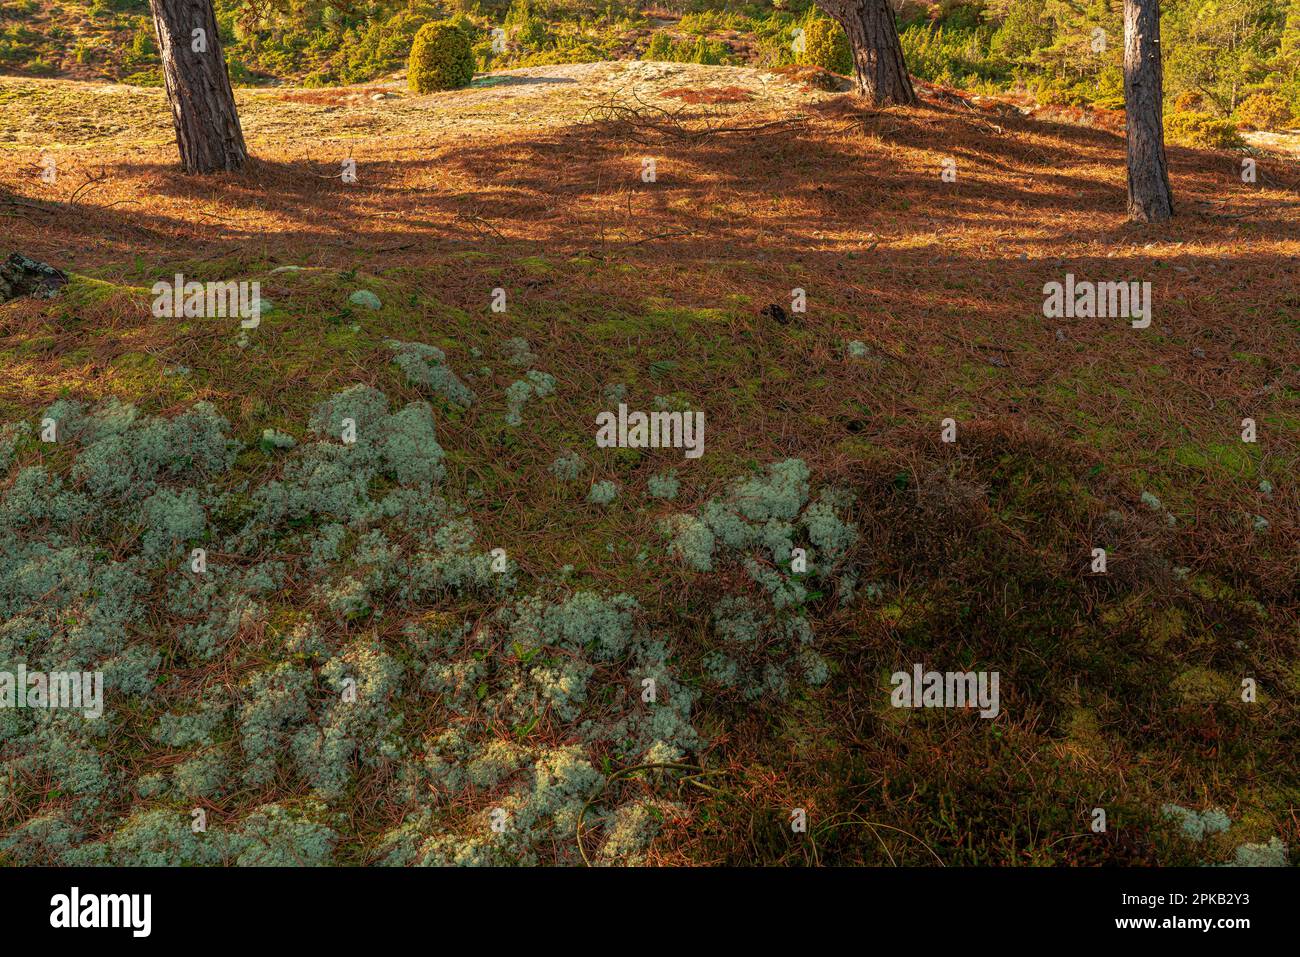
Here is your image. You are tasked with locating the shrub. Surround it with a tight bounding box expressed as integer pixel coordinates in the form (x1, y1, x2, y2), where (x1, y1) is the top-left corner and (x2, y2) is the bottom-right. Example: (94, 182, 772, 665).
(796, 14, 852, 76)
(644, 31, 676, 62)
(506, 0, 551, 51)
(1233, 93, 1294, 131)
(901, 21, 1003, 90)
(341, 10, 436, 85)
(128, 17, 156, 63)
(23, 57, 56, 75)
(689, 36, 730, 66)
(408, 22, 475, 93)
(678, 11, 740, 35)
(643, 30, 732, 65)
(1165, 110, 1246, 149)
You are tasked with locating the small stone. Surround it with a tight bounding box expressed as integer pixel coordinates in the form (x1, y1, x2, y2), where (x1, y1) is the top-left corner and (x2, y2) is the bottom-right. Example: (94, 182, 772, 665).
(0, 253, 68, 302)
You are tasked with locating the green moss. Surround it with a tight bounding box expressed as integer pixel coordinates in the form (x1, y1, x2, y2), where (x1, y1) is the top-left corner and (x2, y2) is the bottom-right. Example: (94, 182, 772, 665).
(1172, 442, 1254, 478)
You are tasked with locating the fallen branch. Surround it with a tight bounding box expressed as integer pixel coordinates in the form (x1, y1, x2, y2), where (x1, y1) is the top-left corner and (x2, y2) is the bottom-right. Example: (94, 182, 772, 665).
(584, 88, 807, 144)
(454, 211, 507, 241)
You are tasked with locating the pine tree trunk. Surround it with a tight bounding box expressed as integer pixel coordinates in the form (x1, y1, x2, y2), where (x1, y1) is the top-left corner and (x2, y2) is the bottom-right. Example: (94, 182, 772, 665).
(1123, 0, 1173, 223)
(148, 0, 248, 174)
(816, 0, 916, 106)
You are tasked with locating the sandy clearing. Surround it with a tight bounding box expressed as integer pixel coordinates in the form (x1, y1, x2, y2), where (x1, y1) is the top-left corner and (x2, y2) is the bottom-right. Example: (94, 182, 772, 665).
(0, 60, 831, 155)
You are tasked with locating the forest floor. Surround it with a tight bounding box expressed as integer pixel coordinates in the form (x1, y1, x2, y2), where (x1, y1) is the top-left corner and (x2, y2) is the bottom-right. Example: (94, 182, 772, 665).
(1, 62, 1297, 865)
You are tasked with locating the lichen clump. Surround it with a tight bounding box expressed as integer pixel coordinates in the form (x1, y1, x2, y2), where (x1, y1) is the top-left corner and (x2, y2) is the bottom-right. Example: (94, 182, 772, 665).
(660, 459, 858, 700)
(587, 480, 619, 505)
(388, 339, 475, 407)
(0, 389, 694, 866)
(647, 470, 679, 500)
(504, 371, 555, 427)
(549, 451, 583, 481)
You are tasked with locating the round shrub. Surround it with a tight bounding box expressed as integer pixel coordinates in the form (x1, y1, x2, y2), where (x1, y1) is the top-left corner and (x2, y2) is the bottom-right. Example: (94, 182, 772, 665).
(408, 22, 475, 93)
(1233, 93, 1294, 131)
(797, 15, 852, 76)
(1165, 111, 1246, 150)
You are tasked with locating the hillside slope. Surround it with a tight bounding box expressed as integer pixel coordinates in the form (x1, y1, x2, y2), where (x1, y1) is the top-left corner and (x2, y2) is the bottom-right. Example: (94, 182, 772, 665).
(0, 63, 1297, 866)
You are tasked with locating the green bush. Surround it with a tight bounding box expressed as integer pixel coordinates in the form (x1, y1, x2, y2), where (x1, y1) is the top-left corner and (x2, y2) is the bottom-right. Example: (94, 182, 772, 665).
(128, 17, 156, 62)
(227, 59, 258, 86)
(407, 21, 475, 93)
(89, 0, 146, 16)
(339, 10, 435, 85)
(120, 67, 163, 87)
(678, 10, 748, 34)
(302, 69, 340, 88)
(1165, 110, 1246, 149)
(904, 20, 1008, 88)
(1233, 92, 1294, 131)
(796, 13, 852, 76)
(690, 36, 730, 65)
(1091, 65, 1126, 111)
(642, 30, 732, 65)
(510, 41, 603, 67)
(506, 0, 551, 50)
(644, 30, 676, 61)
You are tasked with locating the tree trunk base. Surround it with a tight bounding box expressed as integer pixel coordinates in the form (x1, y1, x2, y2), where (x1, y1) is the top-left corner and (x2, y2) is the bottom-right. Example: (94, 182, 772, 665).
(1124, 0, 1174, 223)
(817, 0, 917, 106)
(149, 0, 249, 174)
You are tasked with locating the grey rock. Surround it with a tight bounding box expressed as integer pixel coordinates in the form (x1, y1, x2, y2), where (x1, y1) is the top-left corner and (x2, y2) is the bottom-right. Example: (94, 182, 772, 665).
(0, 253, 68, 302)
